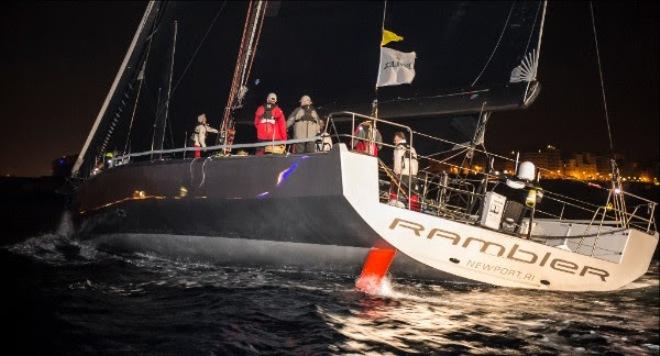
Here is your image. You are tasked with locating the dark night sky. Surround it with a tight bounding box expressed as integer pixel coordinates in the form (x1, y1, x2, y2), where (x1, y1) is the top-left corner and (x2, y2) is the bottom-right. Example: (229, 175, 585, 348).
(491, 1, 658, 163)
(0, 1, 657, 177)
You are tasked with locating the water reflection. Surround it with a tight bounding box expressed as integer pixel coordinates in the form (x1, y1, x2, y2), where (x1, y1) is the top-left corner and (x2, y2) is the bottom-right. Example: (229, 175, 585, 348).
(4, 235, 659, 354)
(321, 270, 659, 354)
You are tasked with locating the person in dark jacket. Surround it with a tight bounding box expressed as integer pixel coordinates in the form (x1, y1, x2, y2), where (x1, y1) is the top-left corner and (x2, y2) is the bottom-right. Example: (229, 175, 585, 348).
(287, 95, 321, 154)
(254, 92, 287, 155)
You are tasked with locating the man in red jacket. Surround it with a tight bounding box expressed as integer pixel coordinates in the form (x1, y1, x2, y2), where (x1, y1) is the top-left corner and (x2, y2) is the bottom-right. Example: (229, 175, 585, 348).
(254, 92, 287, 155)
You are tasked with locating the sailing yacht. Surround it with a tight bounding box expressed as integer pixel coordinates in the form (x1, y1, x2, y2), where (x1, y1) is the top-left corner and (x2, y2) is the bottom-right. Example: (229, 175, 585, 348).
(70, 1, 658, 292)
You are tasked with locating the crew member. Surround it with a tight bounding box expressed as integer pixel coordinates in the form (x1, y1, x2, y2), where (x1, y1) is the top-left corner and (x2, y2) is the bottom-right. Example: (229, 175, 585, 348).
(192, 113, 219, 158)
(390, 131, 420, 211)
(352, 120, 382, 156)
(254, 92, 287, 155)
(287, 95, 321, 154)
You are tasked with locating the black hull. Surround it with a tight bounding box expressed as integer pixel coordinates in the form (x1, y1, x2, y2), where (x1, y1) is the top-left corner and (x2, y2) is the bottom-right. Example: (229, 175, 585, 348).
(75, 148, 378, 247)
(74, 148, 463, 281)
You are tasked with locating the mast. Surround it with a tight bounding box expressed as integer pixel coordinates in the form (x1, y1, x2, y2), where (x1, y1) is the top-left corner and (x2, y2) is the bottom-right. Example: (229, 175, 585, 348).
(71, 1, 160, 177)
(218, 0, 268, 155)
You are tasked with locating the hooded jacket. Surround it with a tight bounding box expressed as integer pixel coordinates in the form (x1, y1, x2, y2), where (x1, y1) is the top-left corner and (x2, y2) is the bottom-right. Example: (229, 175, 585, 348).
(254, 103, 287, 141)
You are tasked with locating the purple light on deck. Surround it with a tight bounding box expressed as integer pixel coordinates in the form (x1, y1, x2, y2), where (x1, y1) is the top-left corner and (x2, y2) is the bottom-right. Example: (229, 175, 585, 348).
(276, 163, 298, 187)
(276, 156, 309, 187)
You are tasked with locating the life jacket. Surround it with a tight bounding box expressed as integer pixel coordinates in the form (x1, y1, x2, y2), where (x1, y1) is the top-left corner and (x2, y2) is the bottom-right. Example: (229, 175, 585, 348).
(256, 103, 286, 141)
(399, 143, 419, 176)
(296, 105, 317, 123)
(260, 103, 276, 124)
(354, 124, 381, 155)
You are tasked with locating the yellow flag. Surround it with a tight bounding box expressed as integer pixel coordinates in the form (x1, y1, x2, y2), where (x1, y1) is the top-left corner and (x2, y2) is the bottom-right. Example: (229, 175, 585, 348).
(381, 29, 403, 47)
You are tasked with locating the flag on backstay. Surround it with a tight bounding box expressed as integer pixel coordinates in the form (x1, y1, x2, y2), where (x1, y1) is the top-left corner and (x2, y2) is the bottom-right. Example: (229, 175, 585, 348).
(376, 46, 417, 87)
(381, 29, 404, 46)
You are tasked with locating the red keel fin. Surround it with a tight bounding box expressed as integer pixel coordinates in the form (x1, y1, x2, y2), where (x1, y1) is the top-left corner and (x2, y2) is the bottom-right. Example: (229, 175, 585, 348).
(355, 247, 397, 294)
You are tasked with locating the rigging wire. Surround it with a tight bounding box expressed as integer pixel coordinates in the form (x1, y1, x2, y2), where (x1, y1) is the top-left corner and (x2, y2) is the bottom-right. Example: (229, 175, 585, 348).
(133, 2, 171, 155)
(161, 20, 178, 153)
(589, 2, 615, 157)
(518, 1, 545, 102)
(170, 1, 228, 95)
(589, 1, 627, 227)
(520, 1, 543, 63)
(122, 18, 159, 157)
(122, 61, 147, 156)
(144, 1, 227, 151)
(94, 2, 172, 162)
(470, 2, 515, 87)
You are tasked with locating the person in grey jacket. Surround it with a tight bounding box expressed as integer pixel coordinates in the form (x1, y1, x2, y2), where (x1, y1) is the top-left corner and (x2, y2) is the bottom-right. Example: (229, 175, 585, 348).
(287, 95, 321, 154)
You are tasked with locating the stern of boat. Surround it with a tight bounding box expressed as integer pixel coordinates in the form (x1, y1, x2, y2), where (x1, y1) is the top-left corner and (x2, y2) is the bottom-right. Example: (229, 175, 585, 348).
(338, 145, 659, 291)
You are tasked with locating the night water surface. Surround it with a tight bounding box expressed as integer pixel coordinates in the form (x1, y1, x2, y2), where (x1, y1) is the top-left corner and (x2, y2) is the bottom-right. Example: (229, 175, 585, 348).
(2, 228, 658, 355)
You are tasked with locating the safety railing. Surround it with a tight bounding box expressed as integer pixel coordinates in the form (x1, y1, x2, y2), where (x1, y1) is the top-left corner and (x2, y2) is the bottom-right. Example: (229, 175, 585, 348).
(324, 111, 658, 239)
(533, 188, 657, 235)
(108, 136, 322, 166)
(327, 111, 416, 209)
(94, 110, 657, 241)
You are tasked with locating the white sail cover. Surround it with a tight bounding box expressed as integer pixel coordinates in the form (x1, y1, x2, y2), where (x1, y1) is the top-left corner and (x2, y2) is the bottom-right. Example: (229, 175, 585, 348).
(376, 47, 416, 87)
